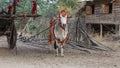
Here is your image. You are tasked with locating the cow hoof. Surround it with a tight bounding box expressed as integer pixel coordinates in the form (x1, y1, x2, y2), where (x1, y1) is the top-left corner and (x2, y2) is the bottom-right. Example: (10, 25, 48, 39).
(56, 54, 59, 57)
(61, 54, 64, 57)
(47, 50, 52, 54)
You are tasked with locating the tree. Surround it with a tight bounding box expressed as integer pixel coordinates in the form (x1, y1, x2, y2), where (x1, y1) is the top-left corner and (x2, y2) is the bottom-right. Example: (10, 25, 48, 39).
(0, 0, 86, 36)
(57, 0, 78, 15)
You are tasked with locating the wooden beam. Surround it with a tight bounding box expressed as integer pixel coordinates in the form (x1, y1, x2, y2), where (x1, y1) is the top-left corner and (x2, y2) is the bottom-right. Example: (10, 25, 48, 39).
(17, 15, 42, 17)
(0, 14, 42, 18)
(0, 17, 13, 20)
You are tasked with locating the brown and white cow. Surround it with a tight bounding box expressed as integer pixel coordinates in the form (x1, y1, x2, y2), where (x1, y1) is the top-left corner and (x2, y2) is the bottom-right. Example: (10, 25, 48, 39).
(48, 10, 69, 56)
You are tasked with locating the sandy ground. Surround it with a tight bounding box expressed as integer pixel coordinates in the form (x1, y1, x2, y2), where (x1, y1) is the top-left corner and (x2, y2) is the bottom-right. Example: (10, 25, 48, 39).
(0, 36, 120, 68)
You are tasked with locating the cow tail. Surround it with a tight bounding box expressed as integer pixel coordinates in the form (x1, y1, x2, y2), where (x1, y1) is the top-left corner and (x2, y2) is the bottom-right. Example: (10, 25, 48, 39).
(54, 41, 57, 49)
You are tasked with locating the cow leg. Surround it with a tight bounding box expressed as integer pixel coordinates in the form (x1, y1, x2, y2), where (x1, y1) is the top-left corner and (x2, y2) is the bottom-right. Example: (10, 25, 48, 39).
(55, 41, 59, 56)
(60, 45, 64, 57)
(56, 48, 59, 56)
(48, 44, 52, 53)
(49, 45, 52, 51)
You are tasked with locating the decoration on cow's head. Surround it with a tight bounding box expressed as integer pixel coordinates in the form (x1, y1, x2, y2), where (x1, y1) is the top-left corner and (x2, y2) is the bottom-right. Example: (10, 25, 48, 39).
(32, 0, 36, 2)
(60, 10, 67, 17)
(59, 9, 68, 30)
(15, 0, 19, 3)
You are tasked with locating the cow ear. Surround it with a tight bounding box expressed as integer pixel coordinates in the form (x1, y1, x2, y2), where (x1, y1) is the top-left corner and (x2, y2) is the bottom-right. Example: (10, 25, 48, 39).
(65, 15, 67, 17)
(60, 14, 62, 17)
(67, 15, 72, 18)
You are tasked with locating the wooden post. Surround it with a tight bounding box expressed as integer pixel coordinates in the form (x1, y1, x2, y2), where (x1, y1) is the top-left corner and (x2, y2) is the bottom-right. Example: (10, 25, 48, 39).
(13, 0, 16, 15)
(87, 24, 92, 34)
(100, 24, 103, 38)
(76, 19, 78, 42)
(119, 24, 120, 35)
(115, 24, 118, 34)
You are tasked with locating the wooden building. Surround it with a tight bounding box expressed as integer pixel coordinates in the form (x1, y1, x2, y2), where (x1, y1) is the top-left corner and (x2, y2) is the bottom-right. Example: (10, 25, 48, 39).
(78, 0, 120, 38)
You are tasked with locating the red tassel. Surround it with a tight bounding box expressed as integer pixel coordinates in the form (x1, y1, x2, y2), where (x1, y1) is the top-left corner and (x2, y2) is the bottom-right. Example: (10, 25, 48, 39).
(60, 10, 67, 17)
(8, 4, 14, 14)
(15, 0, 19, 3)
(31, 1, 37, 15)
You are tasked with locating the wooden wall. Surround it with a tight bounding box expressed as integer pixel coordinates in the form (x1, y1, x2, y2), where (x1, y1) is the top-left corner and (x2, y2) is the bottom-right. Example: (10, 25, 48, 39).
(86, 5, 92, 14)
(102, 4, 109, 14)
(78, 0, 120, 37)
(81, 2, 120, 24)
(115, 0, 120, 2)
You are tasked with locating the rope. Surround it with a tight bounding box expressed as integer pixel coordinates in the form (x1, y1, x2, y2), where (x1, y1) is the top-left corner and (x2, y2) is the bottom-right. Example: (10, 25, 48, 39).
(18, 27, 49, 41)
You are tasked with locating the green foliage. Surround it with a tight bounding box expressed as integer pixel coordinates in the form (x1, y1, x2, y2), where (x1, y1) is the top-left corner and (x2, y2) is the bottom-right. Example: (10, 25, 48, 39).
(0, 0, 80, 16)
(0, 0, 86, 36)
(16, 0, 31, 14)
(57, 0, 78, 14)
(29, 23, 36, 31)
(58, 0, 78, 9)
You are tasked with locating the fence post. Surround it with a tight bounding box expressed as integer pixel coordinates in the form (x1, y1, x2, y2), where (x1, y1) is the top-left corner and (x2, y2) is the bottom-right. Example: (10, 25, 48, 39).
(100, 24, 103, 38)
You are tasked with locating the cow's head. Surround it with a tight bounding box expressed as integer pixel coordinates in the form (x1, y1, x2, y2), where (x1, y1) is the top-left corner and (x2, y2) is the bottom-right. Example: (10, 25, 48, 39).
(59, 10, 68, 29)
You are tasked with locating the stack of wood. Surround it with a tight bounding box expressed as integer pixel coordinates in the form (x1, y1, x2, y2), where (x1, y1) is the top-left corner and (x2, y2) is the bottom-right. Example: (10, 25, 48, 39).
(102, 4, 109, 14)
(115, 0, 120, 2)
(86, 5, 93, 15)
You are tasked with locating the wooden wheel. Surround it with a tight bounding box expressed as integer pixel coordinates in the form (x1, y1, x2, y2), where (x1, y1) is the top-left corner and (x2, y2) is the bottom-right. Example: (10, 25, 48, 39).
(7, 21, 17, 49)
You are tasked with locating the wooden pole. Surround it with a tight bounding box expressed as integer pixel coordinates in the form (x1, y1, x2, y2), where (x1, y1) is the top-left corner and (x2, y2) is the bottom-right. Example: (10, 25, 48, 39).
(0, 14, 41, 18)
(76, 17, 79, 42)
(100, 24, 103, 38)
(115, 24, 118, 34)
(119, 24, 120, 35)
(76, 22, 78, 42)
(0, 17, 13, 20)
(13, 0, 16, 15)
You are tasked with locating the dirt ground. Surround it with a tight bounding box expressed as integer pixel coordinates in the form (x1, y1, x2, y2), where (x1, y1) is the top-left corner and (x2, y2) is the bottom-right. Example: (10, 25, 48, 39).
(0, 36, 120, 68)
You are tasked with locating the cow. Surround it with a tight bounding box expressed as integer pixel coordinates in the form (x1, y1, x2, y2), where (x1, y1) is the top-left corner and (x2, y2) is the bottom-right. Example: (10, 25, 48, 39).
(48, 10, 69, 57)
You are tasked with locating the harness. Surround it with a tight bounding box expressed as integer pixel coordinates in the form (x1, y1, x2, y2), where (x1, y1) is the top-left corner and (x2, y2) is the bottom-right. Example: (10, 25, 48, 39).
(48, 14, 68, 45)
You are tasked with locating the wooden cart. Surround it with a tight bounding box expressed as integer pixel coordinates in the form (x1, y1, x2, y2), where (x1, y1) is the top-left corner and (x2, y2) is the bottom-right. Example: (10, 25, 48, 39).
(0, 17, 17, 49)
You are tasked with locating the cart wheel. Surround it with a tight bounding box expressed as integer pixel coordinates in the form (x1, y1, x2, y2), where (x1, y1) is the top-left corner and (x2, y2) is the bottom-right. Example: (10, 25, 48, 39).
(7, 23, 17, 49)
